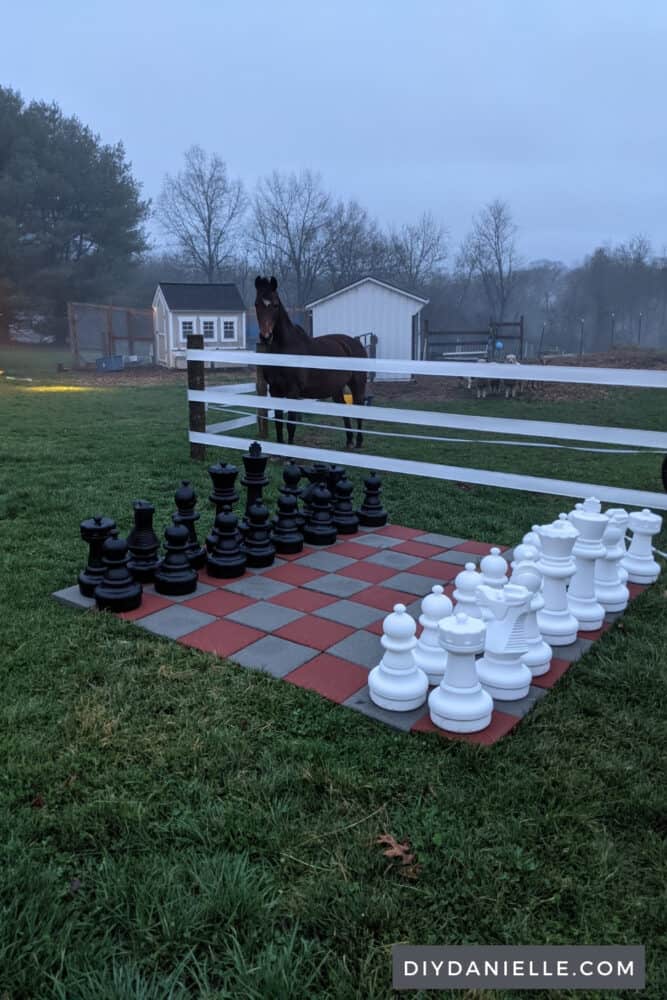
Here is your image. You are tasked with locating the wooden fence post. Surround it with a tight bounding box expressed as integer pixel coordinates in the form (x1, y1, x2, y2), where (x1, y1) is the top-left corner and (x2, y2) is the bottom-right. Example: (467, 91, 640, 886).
(187, 333, 206, 460)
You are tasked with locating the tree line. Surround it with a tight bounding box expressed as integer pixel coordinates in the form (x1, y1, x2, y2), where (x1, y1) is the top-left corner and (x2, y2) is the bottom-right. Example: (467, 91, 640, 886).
(1, 85, 665, 353)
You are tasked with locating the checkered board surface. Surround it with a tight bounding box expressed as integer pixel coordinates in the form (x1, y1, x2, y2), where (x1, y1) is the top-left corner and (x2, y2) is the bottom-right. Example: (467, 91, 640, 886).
(53, 524, 649, 746)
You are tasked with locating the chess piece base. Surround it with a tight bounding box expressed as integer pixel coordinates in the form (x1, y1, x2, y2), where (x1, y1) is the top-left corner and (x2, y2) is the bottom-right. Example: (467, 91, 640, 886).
(522, 640, 552, 677)
(368, 664, 428, 712)
(127, 558, 162, 584)
(206, 554, 246, 578)
(154, 570, 198, 596)
(78, 568, 104, 597)
(428, 683, 493, 733)
(477, 655, 532, 701)
(536, 610, 579, 647)
(567, 596, 605, 631)
(94, 580, 142, 612)
(303, 525, 337, 546)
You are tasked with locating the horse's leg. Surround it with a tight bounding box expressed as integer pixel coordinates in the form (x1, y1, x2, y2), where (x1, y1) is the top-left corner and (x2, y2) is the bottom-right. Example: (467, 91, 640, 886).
(287, 410, 298, 445)
(274, 408, 284, 444)
(350, 377, 365, 448)
(334, 389, 354, 448)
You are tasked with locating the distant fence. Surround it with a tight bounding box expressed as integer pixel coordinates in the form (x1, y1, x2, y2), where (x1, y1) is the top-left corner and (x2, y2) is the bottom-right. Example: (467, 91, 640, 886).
(423, 317, 524, 363)
(185, 336, 667, 511)
(68, 302, 154, 367)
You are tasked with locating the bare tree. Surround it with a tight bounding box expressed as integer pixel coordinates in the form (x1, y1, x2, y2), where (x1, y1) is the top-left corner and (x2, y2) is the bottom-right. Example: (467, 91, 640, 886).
(250, 169, 332, 305)
(387, 211, 448, 289)
(156, 145, 246, 282)
(323, 199, 388, 289)
(458, 199, 519, 320)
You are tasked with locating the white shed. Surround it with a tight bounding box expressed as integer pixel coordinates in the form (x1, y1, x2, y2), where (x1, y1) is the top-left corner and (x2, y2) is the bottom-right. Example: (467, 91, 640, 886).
(153, 282, 246, 369)
(305, 277, 429, 381)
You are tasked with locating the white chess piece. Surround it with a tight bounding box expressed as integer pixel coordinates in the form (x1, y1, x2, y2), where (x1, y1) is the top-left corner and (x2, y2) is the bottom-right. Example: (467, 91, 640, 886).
(452, 562, 485, 621)
(480, 547, 509, 589)
(368, 604, 428, 712)
(511, 541, 540, 576)
(522, 526, 542, 551)
(511, 568, 552, 676)
(621, 509, 663, 584)
(413, 585, 453, 685)
(475, 583, 533, 700)
(595, 508, 629, 612)
(536, 517, 580, 646)
(428, 612, 492, 733)
(568, 498, 608, 630)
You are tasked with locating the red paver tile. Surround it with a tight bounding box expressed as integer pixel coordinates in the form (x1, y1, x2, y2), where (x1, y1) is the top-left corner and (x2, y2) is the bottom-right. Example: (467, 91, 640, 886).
(628, 582, 649, 599)
(365, 617, 385, 635)
(338, 561, 397, 583)
(354, 586, 420, 612)
(577, 622, 613, 641)
(285, 654, 368, 702)
(275, 616, 354, 650)
(117, 592, 172, 621)
(531, 657, 574, 689)
(452, 540, 503, 555)
(411, 709, 520, 744)
(279, 546, 317, 562)
(263, 563, 324, 585)
(268, 588, 337, 613)
(178, 620, 264, 656)
(407, 559, 461, 580)
(374, 524, 424, 539)
(332, 540, 378, 559)
(197, 570, 228, 589)
(392, 541, 443, 558)
(184, 589, 254, 617)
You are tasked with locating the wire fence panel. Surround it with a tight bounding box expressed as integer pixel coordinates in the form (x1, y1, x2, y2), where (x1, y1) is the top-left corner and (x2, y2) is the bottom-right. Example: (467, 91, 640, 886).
(68, 302, 154, 367)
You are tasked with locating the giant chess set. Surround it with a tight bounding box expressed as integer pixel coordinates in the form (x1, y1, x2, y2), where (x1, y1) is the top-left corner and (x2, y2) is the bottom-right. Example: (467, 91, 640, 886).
(53, 442, 663, 745)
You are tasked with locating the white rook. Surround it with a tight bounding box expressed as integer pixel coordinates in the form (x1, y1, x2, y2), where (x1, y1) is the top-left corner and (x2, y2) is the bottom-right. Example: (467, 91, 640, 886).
(536, 517, 580, 646)
(621, 508, 662, 584)
(428, 612, 492, 733)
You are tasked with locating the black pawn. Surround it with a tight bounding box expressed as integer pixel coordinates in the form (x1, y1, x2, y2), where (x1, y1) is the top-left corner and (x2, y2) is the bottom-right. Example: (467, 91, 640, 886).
(154, 524, 198, 596)
(326, 464, 346, 496)
(281, 461, 305, 530)
(273, 494, 304, 555)
(94, 536, 142, 612)
(243, 501, 276, 568)
(127, 500, 161, 582)
(300, 462, 330, 521)
(206, 509, 247, 578)
(241, 441, 269, 515)
(357, 471, 388, 527)
(172, 480, 207, 569)
(208, 460, 239, 514)
(79, 514, 117, 596)
(304, 484, 337, 546)
(333, 474, 359, 535)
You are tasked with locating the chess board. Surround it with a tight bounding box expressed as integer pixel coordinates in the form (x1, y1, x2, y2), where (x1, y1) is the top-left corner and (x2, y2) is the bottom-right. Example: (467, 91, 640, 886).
(53, 524, 648, 746)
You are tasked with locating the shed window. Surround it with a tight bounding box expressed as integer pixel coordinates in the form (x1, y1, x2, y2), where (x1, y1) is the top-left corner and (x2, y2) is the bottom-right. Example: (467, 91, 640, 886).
(180, 320, 194, 338)
(202, 320, 215, 339)
(223, 320, 235, 340)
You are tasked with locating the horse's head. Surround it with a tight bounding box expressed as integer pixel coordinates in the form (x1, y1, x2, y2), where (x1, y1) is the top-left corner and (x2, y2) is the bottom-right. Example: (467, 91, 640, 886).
(254, 275, 280, 345)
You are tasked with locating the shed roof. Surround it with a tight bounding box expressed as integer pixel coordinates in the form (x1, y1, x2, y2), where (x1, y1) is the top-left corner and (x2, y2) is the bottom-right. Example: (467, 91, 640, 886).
(157, 282, 245, 312)
(305, 277, 429, 310)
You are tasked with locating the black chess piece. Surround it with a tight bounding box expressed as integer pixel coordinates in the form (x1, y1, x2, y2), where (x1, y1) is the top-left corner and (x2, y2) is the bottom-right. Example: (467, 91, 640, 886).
(303, 483, 337, 546)
(332, 474, 360, 534)
(280, 461, 304, 530)
(154, 524, 198, 595)
(357, 471, 388, 527)
(206, 509, 247, 578)
(94, 535, 142, 612)
(326, 465, 346, 496)
(172, 480, 207, 569)
(242, 501, 276, 568)
(300, 463, 330, 522)
(208, 460, 239, 514)
(126, 500, 161, 582)
(241, 442, 269, 515)
(272, 494, 304, 554)
(79, 514, 117, 596)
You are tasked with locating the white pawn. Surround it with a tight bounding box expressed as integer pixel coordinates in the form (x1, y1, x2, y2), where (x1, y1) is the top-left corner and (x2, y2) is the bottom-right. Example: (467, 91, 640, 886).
(621, 509, 663, 584)
(511, 541, 540, 575)
(428, 612, 492, 733)
(476, 583, 533, 700)
(536, 516, 580, 646)
(568, 499, 608, 631)
(511, 568, 552, 676)
(522, 526, 542, 551)
(368, 604, 428, 712)
(595, 508, 629, 612)
(452, 562, 485, 621)
(480, 547, 509, 589)
(413, 585, 453, 685)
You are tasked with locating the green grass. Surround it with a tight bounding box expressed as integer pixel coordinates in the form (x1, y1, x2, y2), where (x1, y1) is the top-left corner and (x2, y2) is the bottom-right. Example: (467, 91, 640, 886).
(1, 347, 666, 999)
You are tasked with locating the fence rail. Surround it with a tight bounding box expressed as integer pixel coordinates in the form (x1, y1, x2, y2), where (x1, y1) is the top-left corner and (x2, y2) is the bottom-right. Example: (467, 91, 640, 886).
(185, 341, 667, 510)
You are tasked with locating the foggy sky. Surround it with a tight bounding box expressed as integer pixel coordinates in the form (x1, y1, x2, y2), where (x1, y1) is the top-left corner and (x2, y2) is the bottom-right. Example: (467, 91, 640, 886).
(4, 0, 666, 265)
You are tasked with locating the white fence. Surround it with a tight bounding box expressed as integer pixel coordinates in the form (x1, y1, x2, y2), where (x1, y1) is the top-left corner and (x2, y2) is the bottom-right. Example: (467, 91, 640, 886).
(186, 346, 667, 511)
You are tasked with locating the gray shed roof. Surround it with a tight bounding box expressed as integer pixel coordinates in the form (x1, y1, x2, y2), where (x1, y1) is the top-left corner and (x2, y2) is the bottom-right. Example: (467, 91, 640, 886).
(157, 282, 245, 312)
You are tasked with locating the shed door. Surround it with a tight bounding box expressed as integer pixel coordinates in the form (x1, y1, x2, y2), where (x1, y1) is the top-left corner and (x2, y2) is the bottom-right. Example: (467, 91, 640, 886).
(156, 333, 167, 363)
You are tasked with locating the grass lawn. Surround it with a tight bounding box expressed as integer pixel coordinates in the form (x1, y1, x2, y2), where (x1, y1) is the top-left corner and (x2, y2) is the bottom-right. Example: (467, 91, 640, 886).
(1, 346, 666, 999)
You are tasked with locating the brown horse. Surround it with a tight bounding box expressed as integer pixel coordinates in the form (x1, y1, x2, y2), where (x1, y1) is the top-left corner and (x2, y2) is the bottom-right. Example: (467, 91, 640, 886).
(254, 276, 367, 448)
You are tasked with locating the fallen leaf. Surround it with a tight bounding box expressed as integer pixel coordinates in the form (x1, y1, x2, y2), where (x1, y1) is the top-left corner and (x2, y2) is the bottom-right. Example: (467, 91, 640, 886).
(31, 795, 45, 809)
(376, 833, 415, 865)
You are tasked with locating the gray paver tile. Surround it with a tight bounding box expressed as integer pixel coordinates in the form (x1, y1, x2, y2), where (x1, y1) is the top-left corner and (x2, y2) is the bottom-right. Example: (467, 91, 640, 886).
(343, 685, 428, 731)
(432, 550, 480, 566)
(303, 574, 371, 597)
(381, 572, 445, 596)
(52, 586, 95, 610)
(353, 533, 401, 549)
(491, 685, 548, 718)
(232, 635, 318, 676)
(314, 600, 384, 628)
(413, 533, 466, 548)
(365, 550, 422, 570)
(227, 602, 303, 631)
(548, 636, 593, 662)
(327, 630, 382, 668)
(295, 551, 355, 571)
(225, 576, 294, 600)
(136, 605, 217, 639)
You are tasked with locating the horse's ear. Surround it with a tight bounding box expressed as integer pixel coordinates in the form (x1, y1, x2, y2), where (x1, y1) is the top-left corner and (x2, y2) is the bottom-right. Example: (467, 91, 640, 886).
(270, 276, 278, 291)
(254, 275, 262, 290)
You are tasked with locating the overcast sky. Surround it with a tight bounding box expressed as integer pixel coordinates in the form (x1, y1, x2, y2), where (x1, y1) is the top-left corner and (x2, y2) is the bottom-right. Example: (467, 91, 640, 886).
(4, 0, 665, 265)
